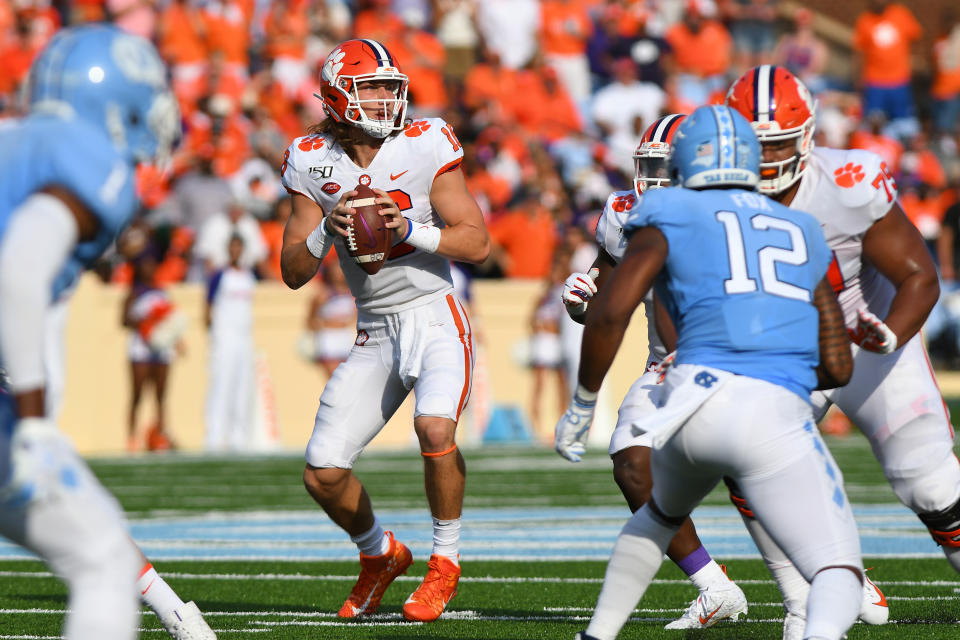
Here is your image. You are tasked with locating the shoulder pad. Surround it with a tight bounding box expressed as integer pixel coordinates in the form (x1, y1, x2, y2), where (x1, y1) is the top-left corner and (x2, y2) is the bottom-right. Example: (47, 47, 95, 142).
(815, 147, 895, 215)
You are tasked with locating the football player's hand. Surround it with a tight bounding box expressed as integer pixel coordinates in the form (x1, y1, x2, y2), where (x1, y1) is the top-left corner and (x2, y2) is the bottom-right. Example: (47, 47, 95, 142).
(562, 268, 600, 321)
(554, 387, 598, 463)
(848, 308, 898, 354)
(372, 188, 405, 239)
(325, 190, 358, 238)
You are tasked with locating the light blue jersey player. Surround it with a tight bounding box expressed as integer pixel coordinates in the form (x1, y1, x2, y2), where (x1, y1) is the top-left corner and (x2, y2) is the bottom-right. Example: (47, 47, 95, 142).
(559, 105, 863, 640)
(0, 25, 214, 640)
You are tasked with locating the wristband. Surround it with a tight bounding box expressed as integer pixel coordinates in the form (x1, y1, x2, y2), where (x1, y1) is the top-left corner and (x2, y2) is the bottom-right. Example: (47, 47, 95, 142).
(573, 384, 598, 406)
(403, 217, 441, 254)
(305, 218, 333, 259)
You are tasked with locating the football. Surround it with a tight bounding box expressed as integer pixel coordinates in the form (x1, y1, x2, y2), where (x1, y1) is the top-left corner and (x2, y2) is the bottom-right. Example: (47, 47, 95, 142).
(345, 182, 391, 275)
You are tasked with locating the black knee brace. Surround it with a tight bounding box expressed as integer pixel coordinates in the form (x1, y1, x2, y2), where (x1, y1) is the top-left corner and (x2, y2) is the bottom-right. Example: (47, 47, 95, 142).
(723, 476, 755, 519)
(918, 497, 960, 548)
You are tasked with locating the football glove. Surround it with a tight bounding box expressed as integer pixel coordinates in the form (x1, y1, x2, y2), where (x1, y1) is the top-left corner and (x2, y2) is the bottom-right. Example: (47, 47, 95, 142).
(554, 385, 598, 463)
(561, 268, 600, 321)
(848, 308, 897, 354)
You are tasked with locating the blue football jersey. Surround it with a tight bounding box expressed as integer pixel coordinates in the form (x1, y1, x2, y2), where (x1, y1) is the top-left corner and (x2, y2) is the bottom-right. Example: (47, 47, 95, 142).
(624, 187, 832, 399)
(0, 114, 138, 299)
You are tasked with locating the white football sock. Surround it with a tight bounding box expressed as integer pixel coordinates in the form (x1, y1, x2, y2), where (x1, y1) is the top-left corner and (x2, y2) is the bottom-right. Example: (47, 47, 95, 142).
(689, 559, 728, 592)
(350, 518, 389, 556)
(803, 567, 861, 640)
(585, 507, 676, 640)
(137, 563, 185, 618)
(741, 511, 810, 615)
(432, 517, 461, 563)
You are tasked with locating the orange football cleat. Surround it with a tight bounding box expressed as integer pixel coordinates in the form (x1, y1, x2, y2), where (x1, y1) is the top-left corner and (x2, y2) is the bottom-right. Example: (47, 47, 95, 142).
(402, 554, 460, 622)
(338, 531, 413, 618)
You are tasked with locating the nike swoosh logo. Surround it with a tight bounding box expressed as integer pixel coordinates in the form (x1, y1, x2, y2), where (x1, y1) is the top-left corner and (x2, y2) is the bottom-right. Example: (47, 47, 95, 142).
(699, 603, 723, 625)
(390, 171, 409, 180)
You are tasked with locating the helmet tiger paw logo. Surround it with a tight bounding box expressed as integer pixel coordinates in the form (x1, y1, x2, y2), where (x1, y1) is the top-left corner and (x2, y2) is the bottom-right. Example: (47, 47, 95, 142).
(834, 163, 865, 188)
(324, 48, 346, 84)
(405, 120, 431, 137)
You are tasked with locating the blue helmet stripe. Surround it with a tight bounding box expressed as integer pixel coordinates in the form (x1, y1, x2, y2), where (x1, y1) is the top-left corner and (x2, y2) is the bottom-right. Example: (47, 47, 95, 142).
(361, 39, 394, 67)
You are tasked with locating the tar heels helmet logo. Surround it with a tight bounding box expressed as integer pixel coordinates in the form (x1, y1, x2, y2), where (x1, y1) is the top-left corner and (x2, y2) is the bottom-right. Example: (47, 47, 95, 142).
(668, 105, 760, 190)
(25, 24, 179, 166)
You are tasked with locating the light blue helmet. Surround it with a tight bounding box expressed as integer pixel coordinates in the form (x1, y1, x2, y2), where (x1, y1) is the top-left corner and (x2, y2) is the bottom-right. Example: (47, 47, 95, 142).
(668, 105, 760, 190)
(26, 24, 179, 165)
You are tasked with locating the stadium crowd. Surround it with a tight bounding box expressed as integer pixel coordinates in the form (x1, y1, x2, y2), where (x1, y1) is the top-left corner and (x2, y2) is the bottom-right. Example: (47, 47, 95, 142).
(2, 0, 960, 360)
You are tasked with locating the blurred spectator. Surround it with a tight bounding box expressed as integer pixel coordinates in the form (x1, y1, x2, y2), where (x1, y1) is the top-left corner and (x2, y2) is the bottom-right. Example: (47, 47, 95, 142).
(527, 258, 569, 431)
(182, 93, 253, 178)
(773, 8, 829, 95)
(853, 0, 921, 138)
(119, 228, 183, 453)
(388, 9, 448, 116)
(158, 0, 208, 116)
(353, 0, 404, 43)
(106, 0, 158, 39)
(0, 12, 39, 114)
(201, 0, 253, 98)
(463, 142, 512, 216)
(539, 0, 593, 105)
(665, 0, 732, 112)
(260, 196, 292, 281)
(194, 198, 269, 276)
(476, 0, 540, 71)
(900, 181, 944, 251)
(264, 0, 311, 98)
(901, 132, 948, 191)
(488, 190, 559, 279)
(849, 111, 904, 174)
(156, 148, 234, 235)
(720, 0, 776, 74)
(927, 182, 960, 366)
(205, 234, 257, 452)
(304, 260, 355, 379)
(434, 0, 478, 81)
(931, 11, 960, 137)
(591, 58, 665, 147)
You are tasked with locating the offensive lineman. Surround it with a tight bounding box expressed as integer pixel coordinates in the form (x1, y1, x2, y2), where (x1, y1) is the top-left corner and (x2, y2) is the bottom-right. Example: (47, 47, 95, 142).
(562, 104, 861, 640)
(279, 39, 489, 622)
(0, 25, 215, 640)
(556, 114, 748, 629)
(726, 65, 956, 639)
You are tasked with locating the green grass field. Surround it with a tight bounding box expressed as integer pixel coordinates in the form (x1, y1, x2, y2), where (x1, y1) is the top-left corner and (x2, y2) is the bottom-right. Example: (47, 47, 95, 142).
(0, 427, 959, 638)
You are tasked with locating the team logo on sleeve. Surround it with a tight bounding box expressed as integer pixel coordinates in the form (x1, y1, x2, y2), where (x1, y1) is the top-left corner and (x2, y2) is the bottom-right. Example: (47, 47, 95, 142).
(298, 136, 325, 151)
(833, 163, 866, 188)
(404, 120, 431, 137)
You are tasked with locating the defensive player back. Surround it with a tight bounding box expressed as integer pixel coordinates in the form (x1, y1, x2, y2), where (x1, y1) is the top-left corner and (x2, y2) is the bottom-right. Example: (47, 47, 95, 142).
(0, 25, 215, 640)
(557, 114, 749, 629)
(280, 39, 489, 622)
(727, 65, 957, 639)
(562, 105, 861, 640)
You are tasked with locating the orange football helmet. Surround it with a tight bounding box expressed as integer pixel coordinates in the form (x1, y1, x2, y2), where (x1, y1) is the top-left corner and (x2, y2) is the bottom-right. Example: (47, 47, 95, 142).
(725, 65, 816, 194)
(317, 39, 409, 138)
(633, 113, 686, 196)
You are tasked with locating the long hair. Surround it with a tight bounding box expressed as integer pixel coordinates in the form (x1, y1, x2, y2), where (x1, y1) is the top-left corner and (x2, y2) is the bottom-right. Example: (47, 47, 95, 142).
(307, 117, 406, 150)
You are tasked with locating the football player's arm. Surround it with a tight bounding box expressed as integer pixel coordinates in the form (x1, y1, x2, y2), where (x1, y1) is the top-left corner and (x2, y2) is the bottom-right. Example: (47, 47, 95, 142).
(280, 191, 357, 289)
(578, 227, 667, 392)
(861, 202, 940, 347)
(652, 292, 678, 353)
(121, 290, 137, 330)
(421, 169, 491, 263)
(813, 276, 853, 390)
(0, 187, 98, 418)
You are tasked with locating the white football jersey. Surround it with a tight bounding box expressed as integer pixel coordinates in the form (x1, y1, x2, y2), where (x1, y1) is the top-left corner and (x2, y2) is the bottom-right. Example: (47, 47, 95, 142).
(595, 189, 668, 363)
(281, 118, 464, 315)
(790, 147, 897, 327)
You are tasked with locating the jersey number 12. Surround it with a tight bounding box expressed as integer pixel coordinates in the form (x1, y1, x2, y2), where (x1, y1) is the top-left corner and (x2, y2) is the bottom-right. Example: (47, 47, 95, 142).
(715, 211, 811, 302)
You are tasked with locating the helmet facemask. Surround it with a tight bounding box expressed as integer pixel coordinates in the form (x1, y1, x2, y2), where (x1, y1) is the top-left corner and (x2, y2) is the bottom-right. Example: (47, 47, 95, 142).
(633, 142, 671, 196)
(335, 74, 408, 139)
(753, 116, 815, 195)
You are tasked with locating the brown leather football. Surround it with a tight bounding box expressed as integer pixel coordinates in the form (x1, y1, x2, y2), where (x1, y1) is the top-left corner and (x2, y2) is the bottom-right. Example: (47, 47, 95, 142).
(345, 182, 391, 275)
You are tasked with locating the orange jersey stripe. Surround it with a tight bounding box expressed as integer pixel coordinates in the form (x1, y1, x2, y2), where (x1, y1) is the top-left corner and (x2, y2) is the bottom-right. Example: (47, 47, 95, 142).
(446, 294, 473, 421)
